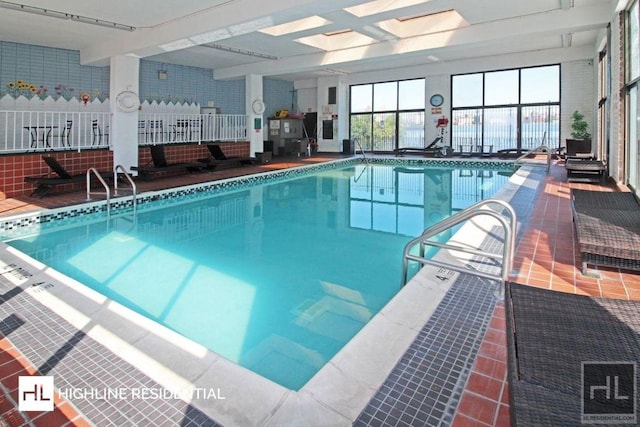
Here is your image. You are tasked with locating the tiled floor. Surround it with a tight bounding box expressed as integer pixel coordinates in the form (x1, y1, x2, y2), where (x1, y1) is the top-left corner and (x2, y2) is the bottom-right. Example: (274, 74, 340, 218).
(1, 155, 639, 426)
(452, 161, 640, 427)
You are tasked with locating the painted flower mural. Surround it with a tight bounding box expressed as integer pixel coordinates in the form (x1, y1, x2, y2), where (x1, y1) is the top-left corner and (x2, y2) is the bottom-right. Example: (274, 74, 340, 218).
(5, 80, 49, 99)
(2, 80, 108, 102)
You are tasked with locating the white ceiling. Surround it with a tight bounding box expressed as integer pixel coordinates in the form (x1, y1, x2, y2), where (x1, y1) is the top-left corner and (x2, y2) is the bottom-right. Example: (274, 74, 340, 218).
(0, 0, 617, 81)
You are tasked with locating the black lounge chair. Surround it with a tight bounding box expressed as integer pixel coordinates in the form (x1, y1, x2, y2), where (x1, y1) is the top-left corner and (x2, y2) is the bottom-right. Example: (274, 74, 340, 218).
(497, 148, 530, 158)
(505, 282, 640, 426)
(200, 144, 255, 168)
(24, 156, 111, 198)
(394, 135, 453, 157)
(570, 189, 640, 274)
(565, 158, 606, 183)
(132, 145, 205, 179)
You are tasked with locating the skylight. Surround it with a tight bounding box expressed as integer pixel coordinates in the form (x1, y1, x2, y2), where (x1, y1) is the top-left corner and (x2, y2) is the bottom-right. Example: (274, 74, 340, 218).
(376, 9, 467, 38)
(345, 0, 431, 18)
(295, 30, 377, 51)
(259, 15, 330, 36)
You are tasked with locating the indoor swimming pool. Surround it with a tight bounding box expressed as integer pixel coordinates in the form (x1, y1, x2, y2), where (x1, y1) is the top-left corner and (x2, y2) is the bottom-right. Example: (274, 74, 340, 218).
(1, 160, 513, 390)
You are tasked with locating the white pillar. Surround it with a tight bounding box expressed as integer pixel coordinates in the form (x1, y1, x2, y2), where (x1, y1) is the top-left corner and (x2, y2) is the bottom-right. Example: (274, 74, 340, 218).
(337, 78, 349, 142)
(110, 55, 140, 173)
(245, 74, 264, 156)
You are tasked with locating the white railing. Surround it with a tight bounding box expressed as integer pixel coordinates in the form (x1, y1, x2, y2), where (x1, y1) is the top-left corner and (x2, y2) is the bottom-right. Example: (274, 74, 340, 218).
(0, 111, 248, 153)
(0, 111, 112, 153)
(138, 113, 247, 145)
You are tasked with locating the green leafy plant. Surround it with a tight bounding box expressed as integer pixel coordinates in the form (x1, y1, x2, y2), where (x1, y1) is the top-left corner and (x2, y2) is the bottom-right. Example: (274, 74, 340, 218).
(570, 110, 591, 140)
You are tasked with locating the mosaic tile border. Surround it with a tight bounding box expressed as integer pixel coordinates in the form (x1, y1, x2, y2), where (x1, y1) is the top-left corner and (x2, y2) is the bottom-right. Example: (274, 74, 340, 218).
(354, 274, 500, 427)
(0, 271, 222, 427)
(0, 157, 515, 240)
(352, 164, 542, 427)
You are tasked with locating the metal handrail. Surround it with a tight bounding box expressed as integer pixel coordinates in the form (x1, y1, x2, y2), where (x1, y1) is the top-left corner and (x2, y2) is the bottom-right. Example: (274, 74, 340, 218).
(402, 199, 516, 285)
(114, 164, 137, 212)
(86, 168, 111, 215)
(353, 136, 368, 163)
(514, 132, 551, 172)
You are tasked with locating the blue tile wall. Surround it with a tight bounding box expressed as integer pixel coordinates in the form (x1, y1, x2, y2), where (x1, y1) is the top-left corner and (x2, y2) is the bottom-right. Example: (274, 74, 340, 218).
(0, 41, 293, 114)
(263, 78, 296, 118)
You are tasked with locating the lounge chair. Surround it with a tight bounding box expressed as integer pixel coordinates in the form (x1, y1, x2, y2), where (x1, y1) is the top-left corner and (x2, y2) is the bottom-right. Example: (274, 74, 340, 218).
(200, 144, 255, 169)
(565, 158, 606, 183)
(565, 138, 592, 159)
(394, 117, 452, 157)
(132, 145, 205, 179)
(570, 189, 640, 274)
(497, 148, 529, 158)
(24, 156, 110, 198)
(394, 135, 453, 157)
(505, 282, 640, 426)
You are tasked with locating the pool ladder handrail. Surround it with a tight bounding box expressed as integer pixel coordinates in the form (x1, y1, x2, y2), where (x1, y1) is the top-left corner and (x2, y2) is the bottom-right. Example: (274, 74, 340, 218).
(114, 164, 137, 212)
(401, 199, 516, 286)
(353, 136, 368, 164)
(86, 168, 111, 215)
(514, 132, 551, 172)
(86, 166, 137, 216)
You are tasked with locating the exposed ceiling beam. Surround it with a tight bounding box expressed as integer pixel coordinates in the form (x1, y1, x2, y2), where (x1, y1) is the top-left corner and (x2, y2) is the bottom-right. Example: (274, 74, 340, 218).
(79, 0, 366, 65)
(214, 1, 610, 79)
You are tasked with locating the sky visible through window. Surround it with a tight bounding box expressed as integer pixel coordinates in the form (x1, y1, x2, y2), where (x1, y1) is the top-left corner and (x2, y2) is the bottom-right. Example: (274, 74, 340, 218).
(453, 65, 560, 108)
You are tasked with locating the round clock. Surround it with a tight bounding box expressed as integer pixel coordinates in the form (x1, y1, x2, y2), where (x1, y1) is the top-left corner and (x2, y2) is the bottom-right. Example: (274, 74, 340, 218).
(430, 94, 444, 107)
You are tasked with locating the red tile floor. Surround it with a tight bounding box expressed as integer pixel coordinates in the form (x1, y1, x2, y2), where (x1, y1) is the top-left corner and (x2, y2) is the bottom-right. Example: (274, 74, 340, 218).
(452, 161, 640, 427)
(1, 156, 640, 426)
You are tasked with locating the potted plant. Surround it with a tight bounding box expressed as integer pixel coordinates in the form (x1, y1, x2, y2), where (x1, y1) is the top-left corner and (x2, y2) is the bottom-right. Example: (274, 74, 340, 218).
(566, 110, 592, 157)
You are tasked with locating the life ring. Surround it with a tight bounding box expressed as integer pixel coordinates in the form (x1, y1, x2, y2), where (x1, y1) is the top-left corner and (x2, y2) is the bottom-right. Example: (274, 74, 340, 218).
(252, 99, 265, 114)
(116, 90, 140, 113)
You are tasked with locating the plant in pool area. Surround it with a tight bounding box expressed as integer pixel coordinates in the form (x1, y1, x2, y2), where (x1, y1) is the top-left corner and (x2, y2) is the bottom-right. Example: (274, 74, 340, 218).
(570, 110, 591, 140)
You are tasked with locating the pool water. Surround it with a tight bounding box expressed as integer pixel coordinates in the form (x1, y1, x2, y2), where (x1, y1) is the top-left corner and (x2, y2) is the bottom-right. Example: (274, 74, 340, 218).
(4, 162, 511, 390)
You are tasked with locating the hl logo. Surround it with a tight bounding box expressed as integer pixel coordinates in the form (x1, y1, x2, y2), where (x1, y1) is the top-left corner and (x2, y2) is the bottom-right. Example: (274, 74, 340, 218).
(590, 375, 629, 401)
(18, 376, 54, 412)
(582, 362, 636, 425)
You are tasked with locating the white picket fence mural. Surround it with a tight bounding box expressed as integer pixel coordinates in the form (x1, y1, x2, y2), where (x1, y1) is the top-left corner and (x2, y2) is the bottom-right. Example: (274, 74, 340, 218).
(0, 95, 248, 153)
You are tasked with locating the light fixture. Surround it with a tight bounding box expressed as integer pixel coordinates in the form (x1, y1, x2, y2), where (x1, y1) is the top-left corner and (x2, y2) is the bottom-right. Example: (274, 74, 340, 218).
(201, 43, 278, 60)
(0, 1, 136, 31)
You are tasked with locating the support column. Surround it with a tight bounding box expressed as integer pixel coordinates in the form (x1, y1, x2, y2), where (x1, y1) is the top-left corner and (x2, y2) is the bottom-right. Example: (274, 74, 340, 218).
(110, 55, 140, 173)
(245, 74, 264, 156)
(337, 78, 349, 144)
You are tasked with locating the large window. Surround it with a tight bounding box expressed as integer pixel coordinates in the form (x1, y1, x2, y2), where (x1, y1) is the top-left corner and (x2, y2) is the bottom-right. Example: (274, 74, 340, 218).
(350, 79, 425, 152)
(451, 65, 560, 153)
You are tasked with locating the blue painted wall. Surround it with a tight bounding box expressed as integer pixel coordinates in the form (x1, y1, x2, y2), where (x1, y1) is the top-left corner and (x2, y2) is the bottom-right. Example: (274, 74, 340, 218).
(0, 41, 293, 114)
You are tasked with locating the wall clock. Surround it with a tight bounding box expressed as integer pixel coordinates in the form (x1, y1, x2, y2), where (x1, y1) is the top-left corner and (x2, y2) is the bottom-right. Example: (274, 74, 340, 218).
(430, 94, 444, 107)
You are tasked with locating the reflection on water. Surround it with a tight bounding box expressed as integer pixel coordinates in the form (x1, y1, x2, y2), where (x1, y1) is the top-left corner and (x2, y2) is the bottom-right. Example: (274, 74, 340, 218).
(6, 163, 512, 390)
